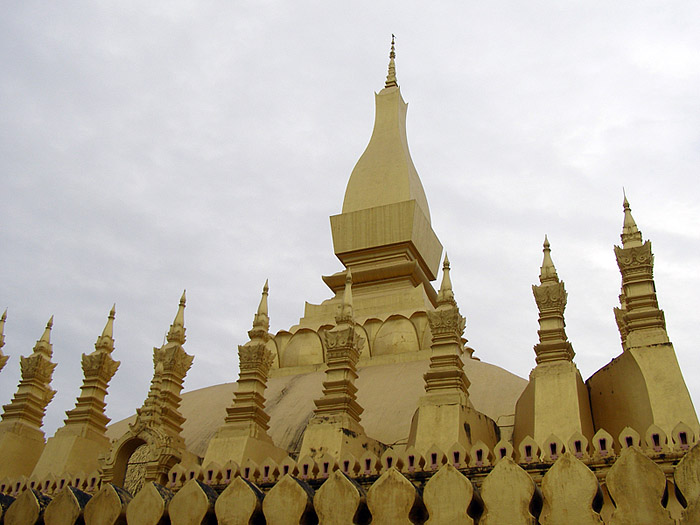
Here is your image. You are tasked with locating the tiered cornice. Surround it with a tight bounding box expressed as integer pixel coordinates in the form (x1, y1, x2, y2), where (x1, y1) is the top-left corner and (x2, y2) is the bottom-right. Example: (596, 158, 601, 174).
(613, 196, 669, 349)
(532, 236, 575, 364)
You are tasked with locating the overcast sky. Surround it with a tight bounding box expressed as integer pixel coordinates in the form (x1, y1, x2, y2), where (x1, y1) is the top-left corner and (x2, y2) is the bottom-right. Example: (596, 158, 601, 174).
(2, 2, 699, 438)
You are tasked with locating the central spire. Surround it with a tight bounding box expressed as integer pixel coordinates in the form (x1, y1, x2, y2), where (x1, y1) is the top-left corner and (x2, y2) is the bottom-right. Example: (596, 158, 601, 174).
(323, 40, 443, 316)
(340, 36, 431, 220)
(385, 34, 398, 88)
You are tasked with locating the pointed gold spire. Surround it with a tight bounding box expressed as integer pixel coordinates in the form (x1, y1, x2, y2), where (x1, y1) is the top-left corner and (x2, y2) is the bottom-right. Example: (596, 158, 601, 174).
(252, 280, 270, 333)
(33, 315, 54, 358)
(532, 237, 574, 364)
(384, 34, 398, 89)
(621, 191, 643, 248)
(539, 235, 559, 283)
(94, 304, 116, 353)
(0, 309, 6, 349)
(0, 309, 7, 372)
(336, 269, 354, 324)
(436, 254, 456, 306)
(166, 291, 186, 345)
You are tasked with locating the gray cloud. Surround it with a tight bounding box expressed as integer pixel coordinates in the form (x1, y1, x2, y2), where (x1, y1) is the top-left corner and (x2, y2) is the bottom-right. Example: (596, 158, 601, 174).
(1, 1, 699, 436)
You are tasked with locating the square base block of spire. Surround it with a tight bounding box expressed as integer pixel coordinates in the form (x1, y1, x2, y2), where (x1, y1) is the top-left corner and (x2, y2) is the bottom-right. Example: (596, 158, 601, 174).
(513, 361, 594, 448)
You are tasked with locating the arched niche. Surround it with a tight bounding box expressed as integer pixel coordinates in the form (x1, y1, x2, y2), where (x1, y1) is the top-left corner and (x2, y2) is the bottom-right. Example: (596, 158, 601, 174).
(109, 436, 147, 492)
(280, 329, 324, 367)
(372, 315, 420, 356)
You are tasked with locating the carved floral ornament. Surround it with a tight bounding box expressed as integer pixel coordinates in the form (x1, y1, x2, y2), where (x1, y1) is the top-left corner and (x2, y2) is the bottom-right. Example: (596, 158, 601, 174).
(322, 325, 365, 353)
(19, 353, 56, 381)
(238, 343, 274, 370)
(615, 243, 654, 271)
(81, 351, 120, 379)
(153, 346, 194, 377)
(427, 306, 466, 337)
(532, 281, 567, 311)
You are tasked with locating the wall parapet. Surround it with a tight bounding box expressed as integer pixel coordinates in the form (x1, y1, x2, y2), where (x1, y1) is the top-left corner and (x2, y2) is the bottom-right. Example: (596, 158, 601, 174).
(1, 436, 699, 524)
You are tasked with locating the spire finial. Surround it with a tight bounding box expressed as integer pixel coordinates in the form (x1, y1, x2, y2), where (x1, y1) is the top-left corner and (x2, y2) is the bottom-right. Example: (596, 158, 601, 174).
(539, 235, 559, 283)
(0, 308, 6, 350)
(33, 315, 54, 357)
(252, 280, 270, 332)
(384, 34, 398, 89)
(436, 254, 456, 306)
(620, 190, 643, 248)
(166, 290, 186, 345)
(336, 269, 355, 324)
(95, 304, 116, 353)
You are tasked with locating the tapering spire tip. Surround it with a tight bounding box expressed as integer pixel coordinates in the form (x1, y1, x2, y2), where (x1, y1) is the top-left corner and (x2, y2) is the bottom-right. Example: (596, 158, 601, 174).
(384, 34, 398, 88)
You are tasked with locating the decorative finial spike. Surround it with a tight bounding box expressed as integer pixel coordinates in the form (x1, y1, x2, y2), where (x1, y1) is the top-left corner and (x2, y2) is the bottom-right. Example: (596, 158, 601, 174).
(257, 280, 269, 318)
(335, 269, 355, 324)
(0, 308, 6, 350)
(436, 254, 456, 306)
(166, 291, 187, 345)
(384, 34, 398, 88)
(96, 304, 116, 352)
(33, 315, 54, 357)
(251, 279, 271, 335)
(620, 191, 643, 248)
(102, 305, 115, 338)
(343, 268, 354, 309)
(539, 235, 558, 284)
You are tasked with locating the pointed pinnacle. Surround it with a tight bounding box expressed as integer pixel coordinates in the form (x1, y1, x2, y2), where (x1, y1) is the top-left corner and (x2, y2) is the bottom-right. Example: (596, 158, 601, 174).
(257, 280, 269, 317)
(252, 280, 271, 334)
(166, 291, 186, 344)
(95, 304, 116, 353)
(0, 308, 6, 349)
(620, 191, 643, 248)
(384, 34, 398, 88)
(342, 268, 354, 311)
(539, 235, 558, 284)
(33, 315, 54, 357)
(436, 254, 456, 305)
(335, 269, 354, 324)
(103, 305, 116, 336)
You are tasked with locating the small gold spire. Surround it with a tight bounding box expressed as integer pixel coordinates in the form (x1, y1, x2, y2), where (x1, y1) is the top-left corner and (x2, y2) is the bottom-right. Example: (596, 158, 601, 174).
(0, 308, 6, 348)
(166, 291, 187, 345)
(539, 235, 559, 283)
(436, 254, 456, 306)
(384, 34, 398, 88)
(621, 191, 643, 248)
(33, 315, 54, 357)
(336, 269, 355, 324)
(253, 280, 270, 332)
(95, 304, 116, 353)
